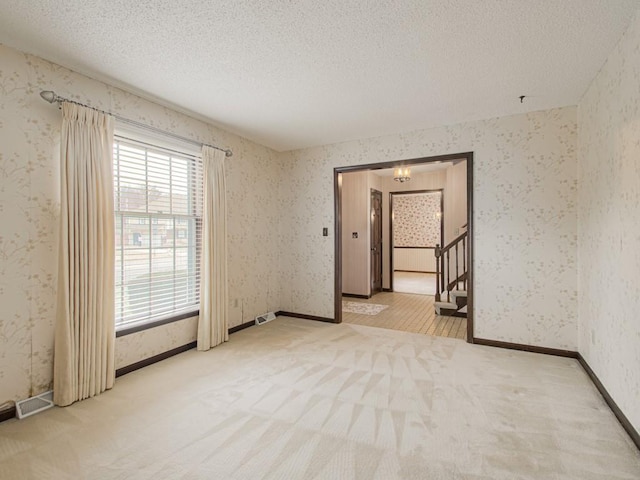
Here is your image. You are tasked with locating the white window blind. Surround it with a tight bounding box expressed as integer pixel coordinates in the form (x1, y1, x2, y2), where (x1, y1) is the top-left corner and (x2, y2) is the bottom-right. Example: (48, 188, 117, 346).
(113, 136, 203, 328)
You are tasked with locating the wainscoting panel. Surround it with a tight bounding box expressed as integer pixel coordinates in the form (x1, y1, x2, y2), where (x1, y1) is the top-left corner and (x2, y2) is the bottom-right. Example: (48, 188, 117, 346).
(394, 247, 435, 272)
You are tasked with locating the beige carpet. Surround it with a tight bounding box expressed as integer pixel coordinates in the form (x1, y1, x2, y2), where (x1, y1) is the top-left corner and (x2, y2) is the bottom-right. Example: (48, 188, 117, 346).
(0, 317, 639, 479)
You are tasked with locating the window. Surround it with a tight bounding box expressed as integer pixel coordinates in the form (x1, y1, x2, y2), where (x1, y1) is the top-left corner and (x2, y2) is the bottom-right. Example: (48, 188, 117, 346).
(114, 136, 203, 329)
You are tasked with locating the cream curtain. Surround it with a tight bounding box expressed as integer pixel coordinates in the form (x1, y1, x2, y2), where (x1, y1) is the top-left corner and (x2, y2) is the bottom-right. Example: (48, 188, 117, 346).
(53, 103, 115, 406)
(197, 146, 228, 350)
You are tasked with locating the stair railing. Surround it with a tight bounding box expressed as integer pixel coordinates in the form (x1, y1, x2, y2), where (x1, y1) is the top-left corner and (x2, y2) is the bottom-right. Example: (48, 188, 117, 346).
(435, 230, 468, 302)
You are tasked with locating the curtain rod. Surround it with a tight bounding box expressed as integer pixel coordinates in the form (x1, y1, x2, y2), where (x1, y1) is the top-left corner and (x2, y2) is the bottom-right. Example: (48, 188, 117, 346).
(39, 90, 233, 157)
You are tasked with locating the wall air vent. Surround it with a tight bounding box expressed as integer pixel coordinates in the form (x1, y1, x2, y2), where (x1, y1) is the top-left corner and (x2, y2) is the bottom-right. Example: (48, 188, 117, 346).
(255, 312, 276, 325)
(16, 391, 54, 419)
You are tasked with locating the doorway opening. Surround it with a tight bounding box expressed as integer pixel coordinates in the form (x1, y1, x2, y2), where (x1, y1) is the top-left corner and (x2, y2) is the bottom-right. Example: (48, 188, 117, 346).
(390, 189, 443, 296)
(334, 152, 474, 342)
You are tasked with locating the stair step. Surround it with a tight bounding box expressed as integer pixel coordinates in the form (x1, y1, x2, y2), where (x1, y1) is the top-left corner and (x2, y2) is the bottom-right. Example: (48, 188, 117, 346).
(450, 290, 467, 298)
(435, 301, 468, 318)
(446, 290, 468, 309)
(435, 301, 458, 309)
(435, 302, 458, 315)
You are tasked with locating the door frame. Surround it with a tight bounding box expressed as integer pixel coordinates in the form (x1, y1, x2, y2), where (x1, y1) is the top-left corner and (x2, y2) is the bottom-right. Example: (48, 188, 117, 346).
(389, 188, 444, 292)
(334, 151, 475, 343)
(370, 188, 383, 296)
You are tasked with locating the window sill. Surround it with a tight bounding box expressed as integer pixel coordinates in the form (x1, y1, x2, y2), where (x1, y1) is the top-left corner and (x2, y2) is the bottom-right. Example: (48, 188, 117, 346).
(116, 310, 199, 338)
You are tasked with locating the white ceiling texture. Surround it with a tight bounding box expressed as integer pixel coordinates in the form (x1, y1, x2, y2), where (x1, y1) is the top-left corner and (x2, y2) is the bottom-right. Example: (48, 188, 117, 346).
(0, 0, 638, 151)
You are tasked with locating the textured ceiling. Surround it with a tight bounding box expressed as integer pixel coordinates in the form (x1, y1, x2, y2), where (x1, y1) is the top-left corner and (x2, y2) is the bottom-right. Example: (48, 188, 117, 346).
(0, 0, 638, 151)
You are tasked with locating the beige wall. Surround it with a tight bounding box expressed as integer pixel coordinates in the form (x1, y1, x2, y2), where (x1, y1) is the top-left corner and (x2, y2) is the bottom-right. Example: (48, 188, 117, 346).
(382, 170, 447, 288)
(381, 170, 447, 288)
(0, 42, 585, 412)
(0, 44, 282, 405)
(384, 165, 467, 285)
(280, 107, 578, 350)
(393, 248, 436, 272)
(577, 8, 640, 432)
(445, 161, 468, 244)
(341, 166, 466, 291)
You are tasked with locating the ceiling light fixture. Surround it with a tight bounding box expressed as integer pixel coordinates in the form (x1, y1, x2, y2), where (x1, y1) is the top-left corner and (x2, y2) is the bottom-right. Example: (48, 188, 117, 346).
(393, 167, 411, 183)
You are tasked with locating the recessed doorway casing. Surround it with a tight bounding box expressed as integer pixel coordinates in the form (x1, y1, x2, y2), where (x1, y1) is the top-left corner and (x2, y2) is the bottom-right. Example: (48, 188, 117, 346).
(334, 152, 474, 343)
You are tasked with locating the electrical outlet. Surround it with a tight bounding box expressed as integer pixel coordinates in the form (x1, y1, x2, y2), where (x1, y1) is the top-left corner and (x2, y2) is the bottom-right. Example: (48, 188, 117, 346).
(352, 232, 358, 239)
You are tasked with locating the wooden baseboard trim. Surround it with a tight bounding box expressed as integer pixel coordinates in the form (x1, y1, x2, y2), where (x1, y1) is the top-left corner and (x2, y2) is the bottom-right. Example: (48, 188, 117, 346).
(116, 320, 256, 378)
(342, 293, 370, 299)
(472, 337, 639, 451)
(472, 337, 579, 358)
(228, 319, 255, 334)
(0, 406, 16, 423)
(577, 354, 640, 451)
(116, 341, 197, 378)
(382, 288, 392, 292)
(275, 311, 336, 323)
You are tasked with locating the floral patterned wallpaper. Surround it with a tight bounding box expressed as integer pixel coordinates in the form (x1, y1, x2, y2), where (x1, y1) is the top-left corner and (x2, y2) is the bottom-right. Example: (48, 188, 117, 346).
(2, 10, 636, 434)
(280, 106, 578, 350)
(577, 9, 640, 431)
(392, 192, 442, 247)
(0, 44, 282, 405)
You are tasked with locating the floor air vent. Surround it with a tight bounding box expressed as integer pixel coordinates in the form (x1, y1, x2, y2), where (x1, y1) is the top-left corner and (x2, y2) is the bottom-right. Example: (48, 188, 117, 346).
(255, 312, 276, 325)
(16, 391, 54, 419)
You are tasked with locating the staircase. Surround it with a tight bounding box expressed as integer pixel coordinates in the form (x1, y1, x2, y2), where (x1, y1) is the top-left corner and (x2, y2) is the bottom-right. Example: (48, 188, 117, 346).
(434, 230, 468, 317)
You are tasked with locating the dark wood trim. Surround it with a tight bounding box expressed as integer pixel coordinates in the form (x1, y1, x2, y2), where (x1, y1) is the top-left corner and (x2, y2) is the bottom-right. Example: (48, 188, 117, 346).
(466, 153, 474, 342)
(382, 288, 392, 292)
(336, 152, 474, 173)
(116, 320, 255, 378)
(473, 337, 579, 358)
(116, 310, 199, 337)
(276, 311, 336, 323)
(342, 293, 371, 299)
(438, 231, 468, 255)
(0, 406, 16, 423)
(389, 192, 393, 291)
(470, 337, 639, 451)
(228, 319, 255, 334)
(393, 246, 436, 249)
(394, 269, 436, 274)
(389, 189, 445, 195)
(334, 169, 343, 324)
(577, 354, 640, 451)
(335, 151, 473, 340)
(116, 341, 197, 377)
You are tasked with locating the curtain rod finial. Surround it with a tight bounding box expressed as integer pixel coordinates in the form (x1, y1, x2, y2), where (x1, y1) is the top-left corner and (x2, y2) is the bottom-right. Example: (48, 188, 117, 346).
(40, 90, 58, 104)
(225, 149, 233, 157)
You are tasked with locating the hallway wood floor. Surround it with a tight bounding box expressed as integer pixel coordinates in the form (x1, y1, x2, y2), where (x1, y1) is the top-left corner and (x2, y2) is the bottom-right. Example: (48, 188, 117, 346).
(342, 291, 467, 340)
